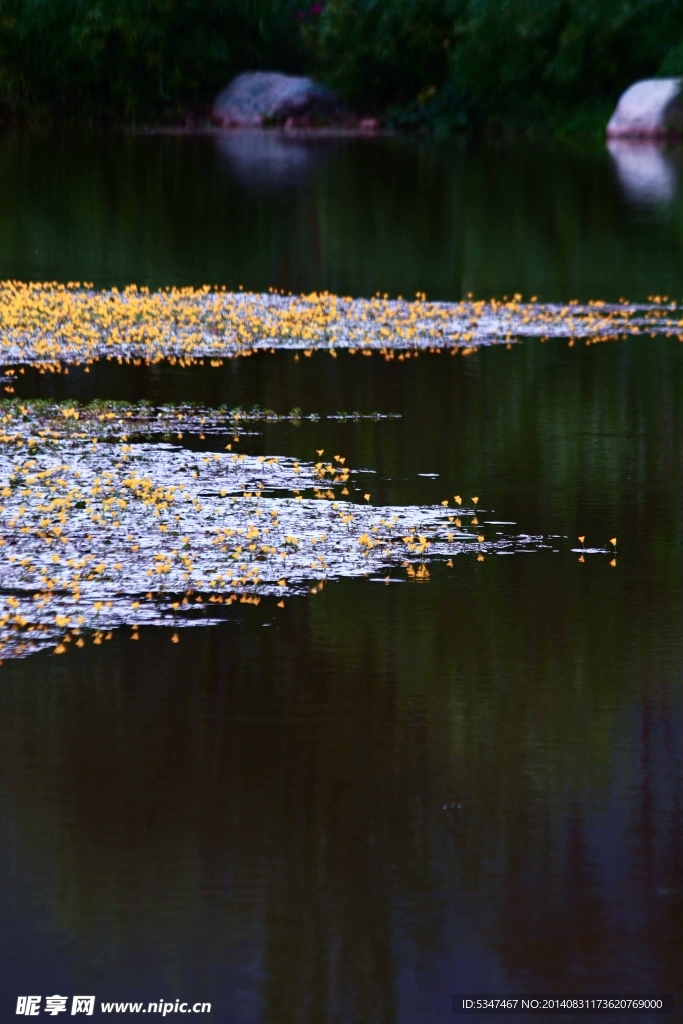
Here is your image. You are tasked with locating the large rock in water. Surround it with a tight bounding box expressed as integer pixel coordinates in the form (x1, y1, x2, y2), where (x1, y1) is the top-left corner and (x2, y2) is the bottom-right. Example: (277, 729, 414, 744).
(212, 72, 338, 127)
(607, 79, 683, 138)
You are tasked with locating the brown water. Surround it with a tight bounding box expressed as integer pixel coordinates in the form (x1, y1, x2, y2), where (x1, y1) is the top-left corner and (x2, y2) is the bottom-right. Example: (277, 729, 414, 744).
(0, 131, 682, 1022)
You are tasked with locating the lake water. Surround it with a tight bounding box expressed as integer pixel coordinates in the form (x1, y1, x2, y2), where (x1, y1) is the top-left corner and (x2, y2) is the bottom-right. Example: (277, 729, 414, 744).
(0, 130, 682, 1022)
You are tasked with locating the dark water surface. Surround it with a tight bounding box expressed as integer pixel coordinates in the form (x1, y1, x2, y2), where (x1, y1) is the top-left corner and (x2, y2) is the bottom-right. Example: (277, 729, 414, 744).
(1, 132, 683, 1022)
(2, 129, 683, 301)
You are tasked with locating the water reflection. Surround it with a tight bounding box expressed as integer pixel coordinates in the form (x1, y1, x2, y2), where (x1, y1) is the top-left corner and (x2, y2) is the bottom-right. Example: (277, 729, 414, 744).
(1, 126, 683, 1019)
(0, 569, 681, 1020)
(214, 129, 327, 191)
(0, 340, 682, 1019)
(607, 140, 680, 207)
(3, 130, 683, 298)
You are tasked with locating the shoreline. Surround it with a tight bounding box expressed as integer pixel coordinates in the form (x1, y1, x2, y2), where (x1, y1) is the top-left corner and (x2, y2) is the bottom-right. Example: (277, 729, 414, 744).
(130, 123, 391, 139)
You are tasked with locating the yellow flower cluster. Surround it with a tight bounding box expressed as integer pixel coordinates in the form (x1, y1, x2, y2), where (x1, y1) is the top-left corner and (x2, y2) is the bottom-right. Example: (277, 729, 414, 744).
(0, 282, 680, 370)
(0, 400, 556, 661)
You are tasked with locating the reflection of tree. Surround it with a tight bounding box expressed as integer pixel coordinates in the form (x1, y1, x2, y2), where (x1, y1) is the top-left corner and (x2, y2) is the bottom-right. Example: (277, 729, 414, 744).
(0, 332, 683, 1012)
(3, 131, 683, 299)
(498, 812, 612, 983)
(0, 612, 442, 1019)
(0, 559, 682, 1012)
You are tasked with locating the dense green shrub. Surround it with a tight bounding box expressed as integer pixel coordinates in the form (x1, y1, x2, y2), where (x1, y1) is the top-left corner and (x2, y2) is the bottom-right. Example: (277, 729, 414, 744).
(0, 0, 304, 119)
(306, 0, 683, 130)
(300, 0, 453, 110)
(2, 0, 683, 128)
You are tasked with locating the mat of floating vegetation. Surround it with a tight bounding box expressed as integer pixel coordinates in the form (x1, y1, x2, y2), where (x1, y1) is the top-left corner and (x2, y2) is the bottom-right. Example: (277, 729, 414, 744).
(0, 283, 681, 370)
(0, 399, 400, 439)
(0, 399, 613, 660)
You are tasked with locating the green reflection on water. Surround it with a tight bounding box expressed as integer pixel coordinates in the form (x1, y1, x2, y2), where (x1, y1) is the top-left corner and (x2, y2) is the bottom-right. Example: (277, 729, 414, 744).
(0, 130, 683, 1018)
(1, 131, 683, 301)
(0, 337, 681, 1019)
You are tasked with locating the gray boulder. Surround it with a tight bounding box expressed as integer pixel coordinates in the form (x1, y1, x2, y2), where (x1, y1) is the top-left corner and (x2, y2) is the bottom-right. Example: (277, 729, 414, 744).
(607, 79, 683, 138)
(213, 72, 338, 127)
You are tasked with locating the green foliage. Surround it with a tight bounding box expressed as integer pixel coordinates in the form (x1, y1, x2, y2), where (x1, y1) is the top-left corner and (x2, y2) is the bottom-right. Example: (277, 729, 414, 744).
(0, 0, 305, 120)
(2, 0, 683, 128)
(305, 0, 683, 131)
(300, 0, 453, 110)
(660, 39, 683, 77)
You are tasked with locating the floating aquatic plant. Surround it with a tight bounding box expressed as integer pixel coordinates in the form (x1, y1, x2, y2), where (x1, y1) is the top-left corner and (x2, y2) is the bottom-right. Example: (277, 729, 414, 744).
(0, 399, 582, 660)
(0, 283, 681, 371)
(0, 399, 399, 442)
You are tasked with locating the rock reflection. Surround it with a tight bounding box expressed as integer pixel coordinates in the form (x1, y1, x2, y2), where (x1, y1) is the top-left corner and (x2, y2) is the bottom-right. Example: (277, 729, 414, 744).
(214, 130, 327, 190)
(607, 140, 679, 206)
(4, 131, 683, 297)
